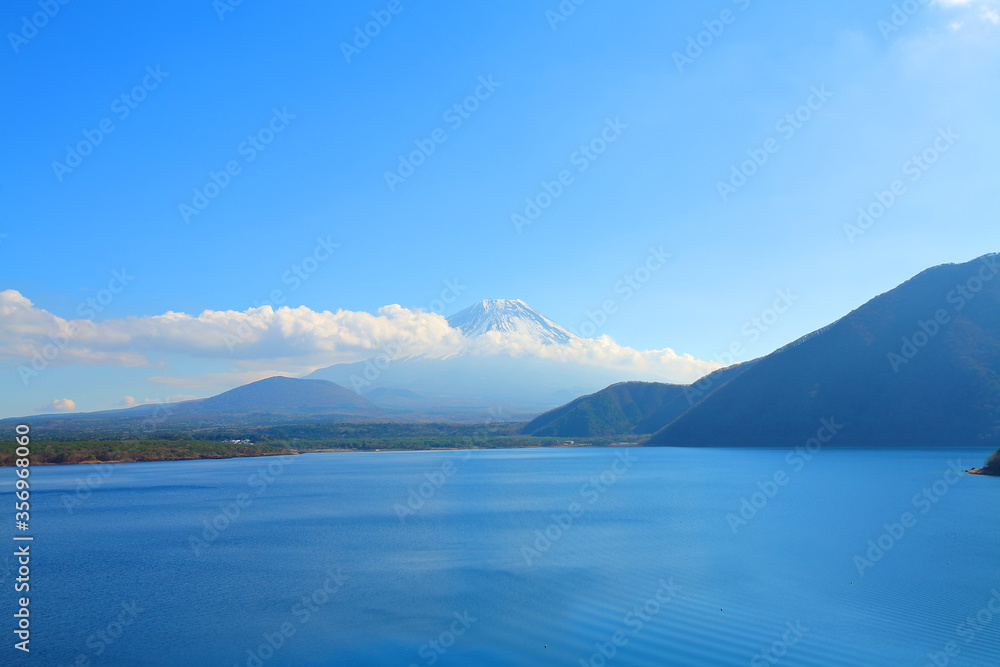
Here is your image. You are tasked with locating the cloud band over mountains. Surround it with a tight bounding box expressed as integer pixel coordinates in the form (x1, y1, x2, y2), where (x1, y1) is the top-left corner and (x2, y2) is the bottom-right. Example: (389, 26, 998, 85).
(0, 290, 718, 384)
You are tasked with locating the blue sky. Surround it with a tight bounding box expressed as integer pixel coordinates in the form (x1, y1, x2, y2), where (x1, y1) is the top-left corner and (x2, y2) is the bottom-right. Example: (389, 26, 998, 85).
(2, 0, 999, 417)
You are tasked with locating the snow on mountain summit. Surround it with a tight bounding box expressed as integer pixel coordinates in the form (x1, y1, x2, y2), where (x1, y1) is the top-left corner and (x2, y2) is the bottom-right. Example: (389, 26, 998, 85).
(446, 299, 577, 345)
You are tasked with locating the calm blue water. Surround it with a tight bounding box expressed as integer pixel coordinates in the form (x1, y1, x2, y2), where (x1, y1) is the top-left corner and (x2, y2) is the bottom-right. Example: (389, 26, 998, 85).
(2, 446, 999, 666)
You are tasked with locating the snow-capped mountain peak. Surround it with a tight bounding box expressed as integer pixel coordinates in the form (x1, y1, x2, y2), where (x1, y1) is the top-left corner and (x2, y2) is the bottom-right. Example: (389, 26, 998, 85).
(446, 299, 577, 345)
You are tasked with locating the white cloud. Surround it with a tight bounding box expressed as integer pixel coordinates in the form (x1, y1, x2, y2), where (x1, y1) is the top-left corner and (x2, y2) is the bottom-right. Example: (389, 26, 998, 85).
(0, 289, 719, 387)
(0, 289, 464, 367)
(464, 331, 718, 382)
(43, 398, 76, 412)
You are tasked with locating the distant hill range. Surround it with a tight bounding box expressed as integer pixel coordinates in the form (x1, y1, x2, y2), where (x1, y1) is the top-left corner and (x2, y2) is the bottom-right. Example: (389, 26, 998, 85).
(1, 377, 384, 434)
(185, 376, 377, 415)
(527, 253, 1000, 447)
(12, 255, 1000, 449)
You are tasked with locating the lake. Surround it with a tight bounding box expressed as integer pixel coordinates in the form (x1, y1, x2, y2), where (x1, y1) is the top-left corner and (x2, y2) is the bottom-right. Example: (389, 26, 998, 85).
(3, 446, 999, 666)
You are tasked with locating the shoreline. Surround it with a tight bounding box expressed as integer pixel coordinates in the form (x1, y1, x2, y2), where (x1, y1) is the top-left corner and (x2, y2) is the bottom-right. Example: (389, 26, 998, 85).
(2, 442, 639, 468)
(3, 449, 298, 467)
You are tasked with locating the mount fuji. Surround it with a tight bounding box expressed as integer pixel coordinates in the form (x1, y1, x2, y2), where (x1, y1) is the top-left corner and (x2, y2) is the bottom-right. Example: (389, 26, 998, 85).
(446, 299, 577, 344)
(306, 299, 641, 417)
